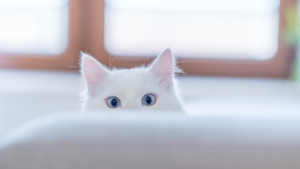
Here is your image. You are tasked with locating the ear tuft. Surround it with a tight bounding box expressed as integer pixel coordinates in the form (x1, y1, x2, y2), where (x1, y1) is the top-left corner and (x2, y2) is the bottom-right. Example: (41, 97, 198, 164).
(80, 52, 109, 97)
(149, 48, 176, 88)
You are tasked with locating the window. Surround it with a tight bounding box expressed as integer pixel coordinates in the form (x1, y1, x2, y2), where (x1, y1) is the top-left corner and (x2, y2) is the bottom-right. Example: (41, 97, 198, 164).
(87, 0, 295, 78)
(0, 0, 295, 78)
(0, 0, 68, 55)
(105, 0, 279, 60)
(0, 0, 81, 70)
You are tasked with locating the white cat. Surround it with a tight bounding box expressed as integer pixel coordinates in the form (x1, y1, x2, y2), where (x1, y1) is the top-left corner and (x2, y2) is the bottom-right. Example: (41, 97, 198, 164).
(80, 49, 184, 113)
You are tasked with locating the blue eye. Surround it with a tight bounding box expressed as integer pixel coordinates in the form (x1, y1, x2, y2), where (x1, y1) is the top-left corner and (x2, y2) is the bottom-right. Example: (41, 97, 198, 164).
(142, 94, 156, 106)
(107, 97, 121, 108)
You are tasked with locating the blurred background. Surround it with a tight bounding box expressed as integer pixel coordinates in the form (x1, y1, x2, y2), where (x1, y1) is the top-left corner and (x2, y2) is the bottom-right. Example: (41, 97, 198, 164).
(0, 0, 300, 137)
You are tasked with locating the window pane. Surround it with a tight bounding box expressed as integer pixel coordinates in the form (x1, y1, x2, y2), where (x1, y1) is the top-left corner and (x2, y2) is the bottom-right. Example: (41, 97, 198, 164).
(0, 0, 69, 55)
(104, 0, 279, 60)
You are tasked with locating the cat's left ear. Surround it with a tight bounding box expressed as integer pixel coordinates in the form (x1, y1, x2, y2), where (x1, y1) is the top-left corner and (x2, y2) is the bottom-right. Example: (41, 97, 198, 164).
(80, 52, 109, 97)
(149, 48, 177, 88)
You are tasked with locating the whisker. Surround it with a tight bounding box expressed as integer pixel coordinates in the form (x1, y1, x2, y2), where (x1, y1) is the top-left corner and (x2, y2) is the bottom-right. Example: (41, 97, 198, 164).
(110, 55, 118, 70)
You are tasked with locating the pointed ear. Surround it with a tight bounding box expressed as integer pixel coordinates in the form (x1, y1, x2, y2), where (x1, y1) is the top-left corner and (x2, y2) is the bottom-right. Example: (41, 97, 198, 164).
(80, 52, 109, 97)
(149, 48, 175, 88)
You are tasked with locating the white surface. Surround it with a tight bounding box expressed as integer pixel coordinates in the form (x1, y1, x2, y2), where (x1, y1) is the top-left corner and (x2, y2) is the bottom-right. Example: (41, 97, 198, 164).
(0, 70, 81, 137)
(1, 113, 300, 169)
(0, 70, 300, 138)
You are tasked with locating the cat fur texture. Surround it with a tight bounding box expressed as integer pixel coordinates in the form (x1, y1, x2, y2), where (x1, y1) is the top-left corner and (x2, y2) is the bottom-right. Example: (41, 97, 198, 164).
(80, 49, 184, 113)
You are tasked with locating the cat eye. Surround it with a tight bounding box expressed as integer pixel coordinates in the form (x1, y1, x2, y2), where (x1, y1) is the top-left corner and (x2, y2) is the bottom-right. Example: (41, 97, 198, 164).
(107, 97, 121, 108)
(142, 94, 156, 106)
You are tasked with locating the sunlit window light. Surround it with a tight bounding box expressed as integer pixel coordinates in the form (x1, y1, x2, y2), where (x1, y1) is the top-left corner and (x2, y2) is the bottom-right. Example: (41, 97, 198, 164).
(104, 0, 280, 60)
(0, 0, 69, 55)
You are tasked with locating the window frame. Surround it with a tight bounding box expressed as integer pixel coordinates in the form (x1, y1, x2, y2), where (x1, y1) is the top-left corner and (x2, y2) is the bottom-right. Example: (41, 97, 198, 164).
(0, 0, 83, 70)
(0, 0, 295, 78)
(87, 0, 295, 78)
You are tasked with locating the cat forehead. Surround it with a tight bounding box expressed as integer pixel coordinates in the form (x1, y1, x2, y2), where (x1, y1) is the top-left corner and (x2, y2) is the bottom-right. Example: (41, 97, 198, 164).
(104, 67, 159, 95)
(110, 67, 149, 79)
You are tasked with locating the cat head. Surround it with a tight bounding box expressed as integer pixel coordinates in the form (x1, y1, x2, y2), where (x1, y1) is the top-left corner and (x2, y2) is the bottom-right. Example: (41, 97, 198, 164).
(80, 49, 183, 112)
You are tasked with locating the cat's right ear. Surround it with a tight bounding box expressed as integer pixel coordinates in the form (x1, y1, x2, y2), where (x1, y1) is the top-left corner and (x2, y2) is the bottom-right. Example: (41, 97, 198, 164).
(80, 52, 109, 97)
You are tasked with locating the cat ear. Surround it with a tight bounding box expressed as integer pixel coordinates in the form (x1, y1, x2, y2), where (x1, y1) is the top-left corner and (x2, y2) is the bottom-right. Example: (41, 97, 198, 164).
(149, 48, 175, 88)
(80, 52, 109, 97)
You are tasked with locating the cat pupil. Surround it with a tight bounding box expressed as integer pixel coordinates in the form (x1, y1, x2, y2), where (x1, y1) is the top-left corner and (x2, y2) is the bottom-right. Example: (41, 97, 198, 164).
(146, 96, 151, 104)
(111, 99, 117, 107)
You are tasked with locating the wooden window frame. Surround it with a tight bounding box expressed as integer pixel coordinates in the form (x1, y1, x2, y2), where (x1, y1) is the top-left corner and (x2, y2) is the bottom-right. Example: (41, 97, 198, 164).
(87, 0, 295, 78)
(0, 0, 82, 70)
(0, 0, 296, 78)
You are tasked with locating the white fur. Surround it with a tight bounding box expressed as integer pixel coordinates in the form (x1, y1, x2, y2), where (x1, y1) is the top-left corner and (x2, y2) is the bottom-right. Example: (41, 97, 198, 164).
(80, 49, 184, 113)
